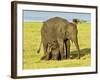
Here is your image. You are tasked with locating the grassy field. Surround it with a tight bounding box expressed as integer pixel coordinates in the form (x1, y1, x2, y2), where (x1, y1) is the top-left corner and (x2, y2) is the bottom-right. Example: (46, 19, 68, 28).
(23, 22, 91, 69)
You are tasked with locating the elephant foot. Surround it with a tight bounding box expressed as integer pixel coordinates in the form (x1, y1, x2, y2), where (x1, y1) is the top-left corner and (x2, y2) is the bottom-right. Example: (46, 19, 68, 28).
(51, 58, 56, 60)
(66, 56, 70, 59)
(61, 57, 66, 60)
(76, 56, 80, 59)
(51, 57, 58, 60)
(61, 55, 66, 60)
(65, 53, 70, 59)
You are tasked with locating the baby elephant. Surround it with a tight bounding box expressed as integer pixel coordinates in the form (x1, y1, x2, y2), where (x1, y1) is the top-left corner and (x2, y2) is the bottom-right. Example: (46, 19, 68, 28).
(46, 40, 60, 60)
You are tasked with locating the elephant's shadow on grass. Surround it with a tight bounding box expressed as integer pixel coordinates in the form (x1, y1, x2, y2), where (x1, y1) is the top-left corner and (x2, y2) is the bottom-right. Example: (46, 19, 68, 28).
(70, 48, 91, 59)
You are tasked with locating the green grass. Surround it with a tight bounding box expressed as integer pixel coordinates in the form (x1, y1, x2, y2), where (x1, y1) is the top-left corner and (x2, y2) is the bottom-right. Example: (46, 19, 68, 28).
(23, 22, 91, 69)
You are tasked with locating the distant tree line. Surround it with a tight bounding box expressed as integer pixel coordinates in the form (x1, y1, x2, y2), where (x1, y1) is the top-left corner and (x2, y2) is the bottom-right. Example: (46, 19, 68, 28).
(73, 18, 88, 24)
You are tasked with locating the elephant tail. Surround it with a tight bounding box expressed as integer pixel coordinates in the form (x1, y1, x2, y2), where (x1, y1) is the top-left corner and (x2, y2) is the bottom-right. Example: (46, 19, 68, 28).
(37, 40, 42, 53)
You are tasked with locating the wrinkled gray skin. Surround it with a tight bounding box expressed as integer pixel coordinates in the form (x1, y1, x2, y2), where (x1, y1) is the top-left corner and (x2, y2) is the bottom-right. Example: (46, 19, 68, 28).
(37, 22, 60, 60)
(37, 17, 80, 60)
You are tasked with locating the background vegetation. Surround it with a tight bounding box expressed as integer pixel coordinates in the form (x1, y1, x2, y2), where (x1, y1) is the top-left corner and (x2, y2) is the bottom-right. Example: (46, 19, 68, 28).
(23, 22, 91, 69)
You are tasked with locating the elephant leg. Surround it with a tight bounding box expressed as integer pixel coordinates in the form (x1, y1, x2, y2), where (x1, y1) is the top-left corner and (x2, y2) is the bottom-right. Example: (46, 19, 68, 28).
(60, 45, 65, 60)
(65, 39, 70, 59)
(55, 54, 58, 60)
(57, 39, 65, 60)
(52, 53, 58, 60)
(51, 54, 54, 60)
(67, 40, 70, 58)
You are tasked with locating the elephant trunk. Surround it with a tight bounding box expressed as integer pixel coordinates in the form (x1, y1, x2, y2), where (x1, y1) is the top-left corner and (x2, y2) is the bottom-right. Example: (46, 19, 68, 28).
(71, 35, 80, 59)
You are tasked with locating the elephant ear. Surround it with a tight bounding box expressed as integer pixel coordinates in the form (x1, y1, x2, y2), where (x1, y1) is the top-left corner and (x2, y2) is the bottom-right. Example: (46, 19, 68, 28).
(65, 32, 70, 39)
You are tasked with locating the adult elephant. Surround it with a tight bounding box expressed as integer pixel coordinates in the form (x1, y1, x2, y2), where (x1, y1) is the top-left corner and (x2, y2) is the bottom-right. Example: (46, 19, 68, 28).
(38, 17, 80, 60)
(37, 21, 59, 60)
